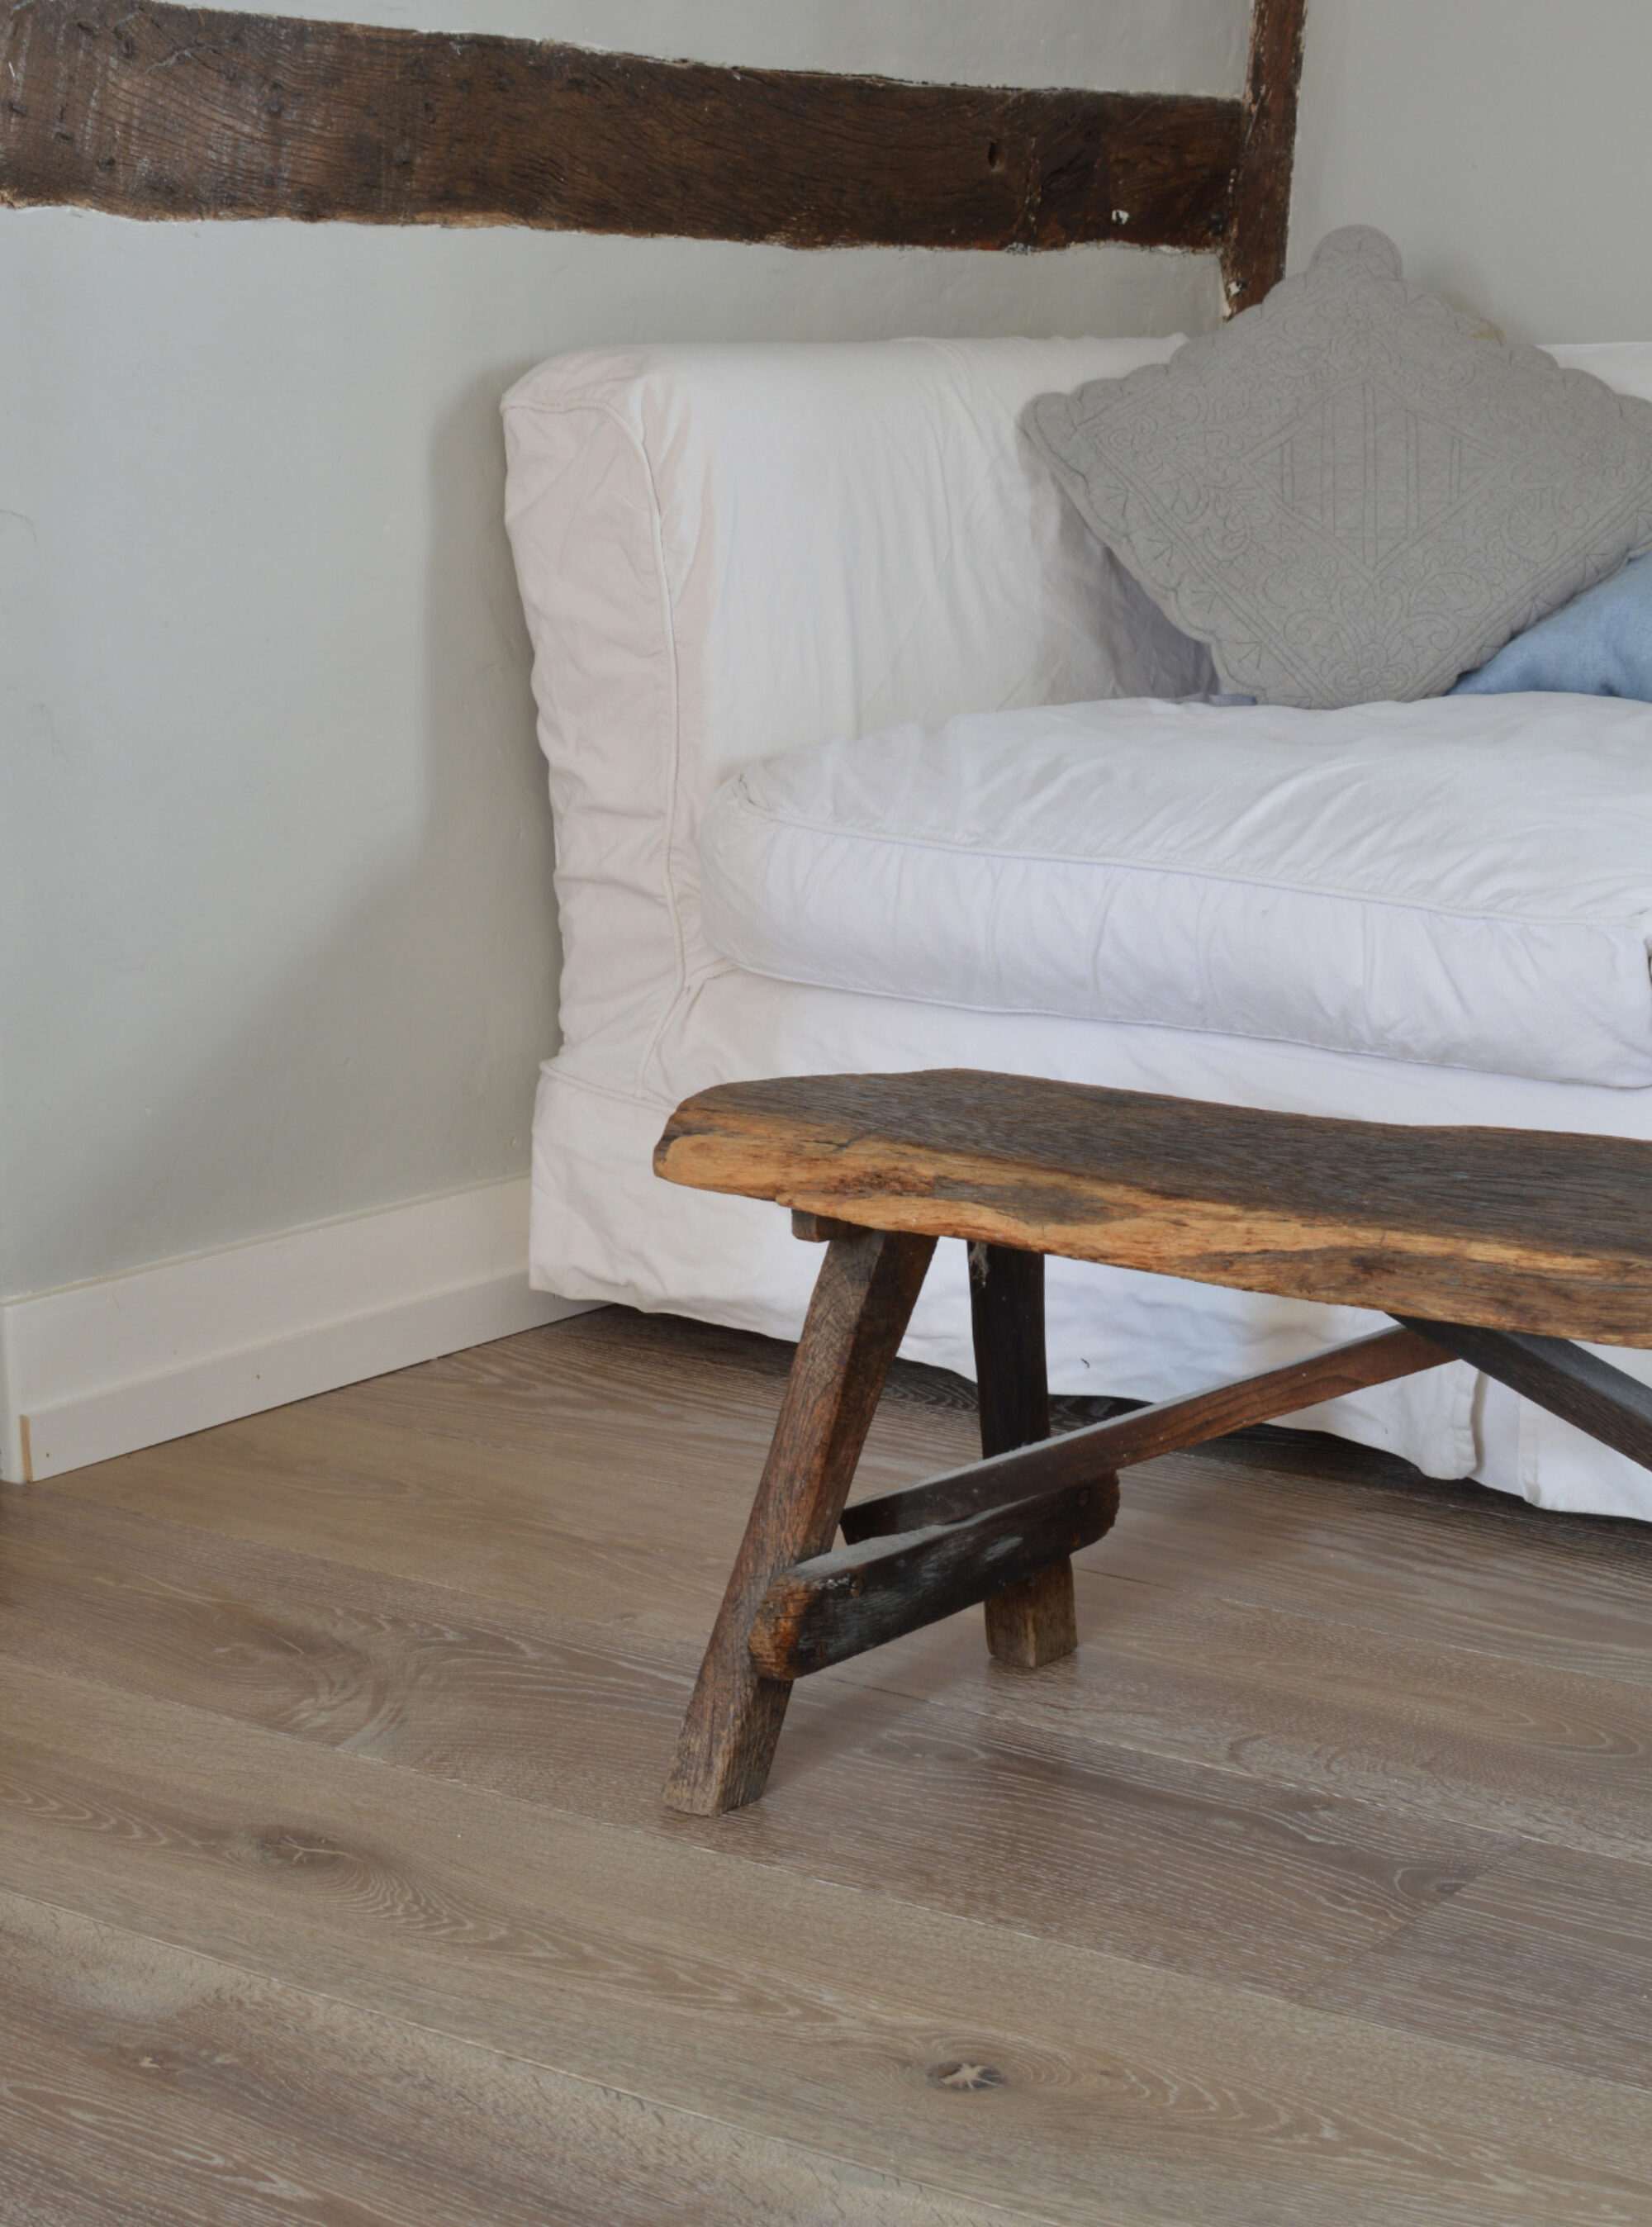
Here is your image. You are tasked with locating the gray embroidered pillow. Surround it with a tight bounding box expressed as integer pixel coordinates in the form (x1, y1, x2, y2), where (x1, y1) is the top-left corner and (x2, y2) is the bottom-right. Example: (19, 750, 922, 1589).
(1024, 228, 1652, 709)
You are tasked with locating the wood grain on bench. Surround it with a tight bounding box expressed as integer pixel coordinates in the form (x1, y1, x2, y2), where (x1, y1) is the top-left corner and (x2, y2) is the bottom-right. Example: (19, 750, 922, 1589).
(657, 1070, 1652, 1345)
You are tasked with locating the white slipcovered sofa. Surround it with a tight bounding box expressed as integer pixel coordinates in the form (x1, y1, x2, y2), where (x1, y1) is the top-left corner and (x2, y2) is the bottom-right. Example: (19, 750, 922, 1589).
(502, 334, 1652, 1522)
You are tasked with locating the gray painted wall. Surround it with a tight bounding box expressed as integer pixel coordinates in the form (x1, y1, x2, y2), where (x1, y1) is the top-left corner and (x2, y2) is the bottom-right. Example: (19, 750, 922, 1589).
(0, 2, 1244, 1300)
(1291, 0, 1652, 341)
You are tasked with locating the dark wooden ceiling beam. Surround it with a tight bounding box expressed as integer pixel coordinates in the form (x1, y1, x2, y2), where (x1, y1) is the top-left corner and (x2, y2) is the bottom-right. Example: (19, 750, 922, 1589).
(1221, 0, 1308, 311)
(0, 0, 1247, 251)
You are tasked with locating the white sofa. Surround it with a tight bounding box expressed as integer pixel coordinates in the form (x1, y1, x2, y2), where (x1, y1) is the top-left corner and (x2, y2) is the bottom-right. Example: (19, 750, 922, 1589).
(502, 335, 1652, 1522)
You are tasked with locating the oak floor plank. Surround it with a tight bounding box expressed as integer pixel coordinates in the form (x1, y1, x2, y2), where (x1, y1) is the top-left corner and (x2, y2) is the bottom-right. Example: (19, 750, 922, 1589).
(33, 1315, 973, 1633)
(0, 1888, 1031, 2227)
(49, 1398, 733, 1637)
(0, 2144, 189, 2227)
(862, 1582, 1652, 1863)
(1303, 1838, 1652, 2092)
(28, 1308, 1652, 1865)
(1093, 1454, 1652, 1690)
(2, 1660, 1650, 2227)
(55, 1310, 1652, 1696)
(0, 1484, 1512, 1994)
(15, 1304, 1652, 2219)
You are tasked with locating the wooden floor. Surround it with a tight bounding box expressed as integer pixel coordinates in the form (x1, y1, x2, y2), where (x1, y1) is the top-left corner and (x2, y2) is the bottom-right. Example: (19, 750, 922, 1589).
(5, 1307, 1652, 2225)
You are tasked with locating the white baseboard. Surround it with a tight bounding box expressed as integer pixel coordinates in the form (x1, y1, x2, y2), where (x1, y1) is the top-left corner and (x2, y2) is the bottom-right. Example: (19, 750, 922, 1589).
(0, 1180, 593, 1483)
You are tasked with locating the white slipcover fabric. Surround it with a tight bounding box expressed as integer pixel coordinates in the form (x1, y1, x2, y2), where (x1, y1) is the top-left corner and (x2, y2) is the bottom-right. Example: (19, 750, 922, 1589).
(501, 335, 1211, 1059)
(702, 691, 1652, 1087)
(502, 335, 1652, 1522)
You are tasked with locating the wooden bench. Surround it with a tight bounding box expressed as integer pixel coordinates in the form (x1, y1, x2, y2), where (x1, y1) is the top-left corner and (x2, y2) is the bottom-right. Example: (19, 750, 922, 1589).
(653, 1069, 1652, 1815)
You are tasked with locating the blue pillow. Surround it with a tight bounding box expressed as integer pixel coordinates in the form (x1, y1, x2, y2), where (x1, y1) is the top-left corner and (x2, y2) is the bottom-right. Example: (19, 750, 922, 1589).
(1453, 549, 1652, 700)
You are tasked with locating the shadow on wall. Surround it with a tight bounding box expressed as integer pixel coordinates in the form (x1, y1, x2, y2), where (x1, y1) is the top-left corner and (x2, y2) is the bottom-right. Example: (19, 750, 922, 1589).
(26, 368, 561, 1292)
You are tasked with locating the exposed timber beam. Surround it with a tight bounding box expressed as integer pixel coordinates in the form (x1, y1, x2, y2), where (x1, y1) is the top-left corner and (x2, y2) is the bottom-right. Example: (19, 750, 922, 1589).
(0, 0, 1243, 249)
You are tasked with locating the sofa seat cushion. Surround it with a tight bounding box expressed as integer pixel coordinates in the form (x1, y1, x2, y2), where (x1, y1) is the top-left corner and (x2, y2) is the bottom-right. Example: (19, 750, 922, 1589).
(699, 693, 1652, 1087)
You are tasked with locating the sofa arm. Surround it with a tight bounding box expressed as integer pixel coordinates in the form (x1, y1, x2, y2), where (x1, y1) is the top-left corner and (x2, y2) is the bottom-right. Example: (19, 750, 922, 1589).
(503, 337, 1210, 1052)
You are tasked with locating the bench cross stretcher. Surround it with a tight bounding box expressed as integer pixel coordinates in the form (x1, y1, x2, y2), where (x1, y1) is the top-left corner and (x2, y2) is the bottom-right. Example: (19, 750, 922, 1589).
(652, 1070, 1652, 1816)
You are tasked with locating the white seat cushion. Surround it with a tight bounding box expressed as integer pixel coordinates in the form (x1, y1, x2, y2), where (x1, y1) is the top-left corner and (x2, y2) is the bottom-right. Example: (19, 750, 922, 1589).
(700, 692, 1652, 1086)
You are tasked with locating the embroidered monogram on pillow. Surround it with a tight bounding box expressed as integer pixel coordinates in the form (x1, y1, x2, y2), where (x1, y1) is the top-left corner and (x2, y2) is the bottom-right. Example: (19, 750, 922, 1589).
(1024, 228, 1652, 709)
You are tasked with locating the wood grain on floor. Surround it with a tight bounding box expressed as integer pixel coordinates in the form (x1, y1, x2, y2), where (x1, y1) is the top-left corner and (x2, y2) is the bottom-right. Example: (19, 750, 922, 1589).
(4, 1303, 1652, 2225)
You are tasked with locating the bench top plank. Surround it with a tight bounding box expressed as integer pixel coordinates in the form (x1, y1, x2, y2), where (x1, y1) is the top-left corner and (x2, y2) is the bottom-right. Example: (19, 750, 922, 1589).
(654, 1069, 1652, 1345)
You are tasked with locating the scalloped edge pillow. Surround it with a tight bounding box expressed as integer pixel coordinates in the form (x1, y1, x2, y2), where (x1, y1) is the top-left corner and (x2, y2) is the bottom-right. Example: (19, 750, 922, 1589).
(1025, 228, 1652, 710)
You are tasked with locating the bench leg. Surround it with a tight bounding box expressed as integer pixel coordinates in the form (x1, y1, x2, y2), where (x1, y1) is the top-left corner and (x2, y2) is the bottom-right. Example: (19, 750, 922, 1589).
(970, 1242, 1078, 1669)
(664, 1225, 936, 1816)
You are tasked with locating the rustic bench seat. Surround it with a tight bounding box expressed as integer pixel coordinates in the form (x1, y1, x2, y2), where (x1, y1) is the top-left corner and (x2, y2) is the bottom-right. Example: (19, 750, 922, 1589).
(654, 1070, 1652, 1815)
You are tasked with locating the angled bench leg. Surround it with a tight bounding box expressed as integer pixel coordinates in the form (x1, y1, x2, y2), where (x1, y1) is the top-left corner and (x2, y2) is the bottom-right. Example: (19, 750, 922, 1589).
(969, 1242, 1078, 1669)
(664, 1224, 936, 1816)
